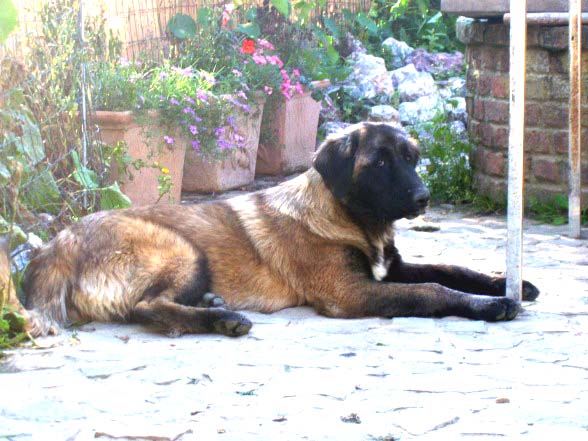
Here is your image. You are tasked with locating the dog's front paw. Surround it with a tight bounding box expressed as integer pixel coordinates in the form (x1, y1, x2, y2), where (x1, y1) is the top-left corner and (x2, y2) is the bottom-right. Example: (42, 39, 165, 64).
(212, 310, 252, 337)
(522, 281, 540, 301)
(473, 297, 520, 322)
(493, 278, 540, 301)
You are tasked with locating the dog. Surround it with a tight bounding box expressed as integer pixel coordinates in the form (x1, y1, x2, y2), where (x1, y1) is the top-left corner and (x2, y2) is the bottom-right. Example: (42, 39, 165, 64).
(7, 122, 539, 337)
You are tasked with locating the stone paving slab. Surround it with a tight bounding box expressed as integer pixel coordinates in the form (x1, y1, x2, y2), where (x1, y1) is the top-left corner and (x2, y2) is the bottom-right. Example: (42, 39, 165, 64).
(1, 207, 587, 441)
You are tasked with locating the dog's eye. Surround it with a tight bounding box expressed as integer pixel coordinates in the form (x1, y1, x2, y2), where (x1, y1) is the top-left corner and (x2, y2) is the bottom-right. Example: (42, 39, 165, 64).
(376, 159, 386, 167)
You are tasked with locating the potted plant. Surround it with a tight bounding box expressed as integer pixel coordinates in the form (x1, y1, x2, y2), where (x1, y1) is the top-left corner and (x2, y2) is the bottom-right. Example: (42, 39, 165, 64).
(247, 4, 347, 175)
(90, 59, 188, 205)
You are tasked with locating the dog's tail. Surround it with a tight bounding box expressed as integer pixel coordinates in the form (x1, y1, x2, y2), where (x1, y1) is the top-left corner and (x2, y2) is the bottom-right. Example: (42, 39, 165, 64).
(1, 236, 58, 336)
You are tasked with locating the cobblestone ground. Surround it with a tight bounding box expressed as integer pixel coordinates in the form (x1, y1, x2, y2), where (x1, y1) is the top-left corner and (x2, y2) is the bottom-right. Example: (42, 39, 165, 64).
(1, 181, 587, 440)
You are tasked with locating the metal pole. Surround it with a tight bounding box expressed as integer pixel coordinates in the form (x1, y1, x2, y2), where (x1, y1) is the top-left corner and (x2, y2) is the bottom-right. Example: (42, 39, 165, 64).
(569, 0, 582, 239)
(79, 0, 89, 209)
(506, 0, 527, 302)
(503, 12, 588, 25)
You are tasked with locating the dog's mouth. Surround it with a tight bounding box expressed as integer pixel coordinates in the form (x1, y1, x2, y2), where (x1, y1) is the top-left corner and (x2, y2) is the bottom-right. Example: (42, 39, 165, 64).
(405, 206, 427, 220)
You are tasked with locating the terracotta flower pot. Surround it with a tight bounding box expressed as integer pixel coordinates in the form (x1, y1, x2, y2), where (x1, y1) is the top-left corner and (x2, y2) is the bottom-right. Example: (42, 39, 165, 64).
(255, 80, 329, 176)
(94, 110, 186, 206)
(181, 97, 265, 193)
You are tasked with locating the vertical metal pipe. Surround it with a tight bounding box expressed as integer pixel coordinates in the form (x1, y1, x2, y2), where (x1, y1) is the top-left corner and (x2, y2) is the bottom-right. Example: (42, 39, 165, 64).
(79, 0, 89, 209)
(506, 0, 527, 302)
(569, 0, 582, 239)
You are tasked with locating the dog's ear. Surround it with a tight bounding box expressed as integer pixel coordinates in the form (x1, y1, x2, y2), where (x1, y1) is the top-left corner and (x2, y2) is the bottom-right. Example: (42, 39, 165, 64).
(313, 129, 360, 200)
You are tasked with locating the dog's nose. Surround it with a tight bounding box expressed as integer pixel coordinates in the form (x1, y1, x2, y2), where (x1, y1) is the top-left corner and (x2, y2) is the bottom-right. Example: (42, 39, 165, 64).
(413, 188, 430, 208)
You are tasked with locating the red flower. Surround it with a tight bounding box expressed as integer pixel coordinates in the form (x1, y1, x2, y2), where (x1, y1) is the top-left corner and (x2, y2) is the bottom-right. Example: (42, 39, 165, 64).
(241, 39, 255, 55)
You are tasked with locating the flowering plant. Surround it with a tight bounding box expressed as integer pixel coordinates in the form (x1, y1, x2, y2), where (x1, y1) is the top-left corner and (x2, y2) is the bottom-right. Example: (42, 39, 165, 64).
(176, 7, 304, 102)
(91, 58, 251, 159)
(238, 38, 304, 100)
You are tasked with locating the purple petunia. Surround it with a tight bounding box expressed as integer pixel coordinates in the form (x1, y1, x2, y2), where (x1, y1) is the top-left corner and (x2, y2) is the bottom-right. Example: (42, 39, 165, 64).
(169, 98, 180, 106)
(163, 135, 174, 145)
(189, 125, 199, 135)
(191, 140, 200, 150)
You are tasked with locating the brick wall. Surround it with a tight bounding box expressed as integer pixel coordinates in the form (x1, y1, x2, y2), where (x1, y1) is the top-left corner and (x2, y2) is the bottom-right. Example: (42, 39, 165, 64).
(458, 20, 588, 204)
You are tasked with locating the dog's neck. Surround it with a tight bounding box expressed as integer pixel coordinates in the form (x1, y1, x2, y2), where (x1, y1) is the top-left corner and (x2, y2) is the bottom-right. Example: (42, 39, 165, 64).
(266, 168, 394, 280)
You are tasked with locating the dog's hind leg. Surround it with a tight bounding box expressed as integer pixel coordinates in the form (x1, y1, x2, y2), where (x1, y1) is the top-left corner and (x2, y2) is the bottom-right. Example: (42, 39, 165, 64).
(130, 294, 252, 337)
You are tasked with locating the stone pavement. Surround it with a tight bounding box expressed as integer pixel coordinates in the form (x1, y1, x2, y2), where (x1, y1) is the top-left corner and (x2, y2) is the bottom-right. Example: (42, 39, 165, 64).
(1, 191, 587, 440)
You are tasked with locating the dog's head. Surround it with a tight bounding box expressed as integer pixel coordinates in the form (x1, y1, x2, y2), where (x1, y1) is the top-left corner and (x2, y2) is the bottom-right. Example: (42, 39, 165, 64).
(313, 122, 429, 223)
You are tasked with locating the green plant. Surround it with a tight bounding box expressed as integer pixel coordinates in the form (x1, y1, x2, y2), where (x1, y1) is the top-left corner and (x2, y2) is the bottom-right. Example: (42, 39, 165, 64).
(345, 0, 462, 55)
(411, 111, 474, 205)
(528, 195, 588, 226)
(0, 0, 17, 43)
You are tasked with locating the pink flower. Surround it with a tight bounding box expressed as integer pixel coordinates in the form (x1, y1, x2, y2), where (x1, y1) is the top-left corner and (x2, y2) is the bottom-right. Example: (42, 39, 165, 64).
(252, 53, 267, 65)
(163, 135, 174, 145)
(237, 90, 248, 100)
(264, 86, 273, 95)
(196, 89, 209, 103)
(293, 69, 301, 77)
(257, 39, 275, 50)
(189, 125, 198, 135)
(295, 82, 304, 95)
(232, 68, 243, 77)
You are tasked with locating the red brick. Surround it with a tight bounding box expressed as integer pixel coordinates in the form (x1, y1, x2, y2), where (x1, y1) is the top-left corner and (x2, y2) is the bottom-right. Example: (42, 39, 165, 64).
(526, 49, 550, 74)
(494, 127, 509, 149)
(542, 103, 568, 129)
(483, 24, 509, 47)
(473, 99, 485, 120)
(484, 151, 505, 176)
(525, 102, 542, 127)
(481, 47, 509, 72)
(495, 48, 510, 73)
(468, 47, 483, 71)
(532, 159, 562, 183)
(475, 122, 494, 147)
(537, 27, 568, 50)
(491, 76, 509, 99)
(484, 100, 509, 124)
(477, 74, 492, 96)
(549, 52, 568, 74)
(553, 130, 569, 154)
(524, 130, 552, 154)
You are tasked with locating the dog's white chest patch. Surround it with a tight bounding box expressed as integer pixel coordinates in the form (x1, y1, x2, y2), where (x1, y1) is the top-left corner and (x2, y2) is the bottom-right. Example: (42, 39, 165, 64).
(371, 254, 388, 281)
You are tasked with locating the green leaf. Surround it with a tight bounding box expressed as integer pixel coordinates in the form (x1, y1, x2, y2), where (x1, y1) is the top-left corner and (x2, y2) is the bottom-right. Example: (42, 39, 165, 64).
(323, 17, 339, 39)
(270, 0, 290, 17)
(427, 11, 443, 25)
(23, 168, 61, 212)
(71, 150, 99, 190)
(246, 7, 258, 22)
(100, 182, 132, 210)
(0, 0, 17, 43)
(326, 45, 339, 64)
(168, 13, 198, 39)
(236, 22, 261, 38)
(356, 13, 379, 36)
(293, 1, 312, 21)
(196, 8, 213, 28)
